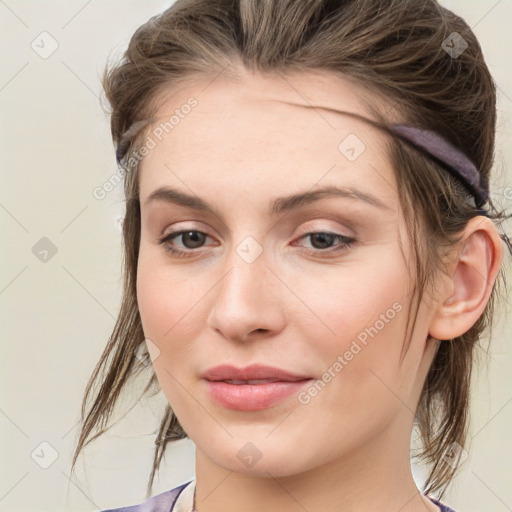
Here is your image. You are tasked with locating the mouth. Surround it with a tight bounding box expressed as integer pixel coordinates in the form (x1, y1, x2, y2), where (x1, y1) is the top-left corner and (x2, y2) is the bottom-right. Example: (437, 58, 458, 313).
(203, 378, 314, 411)
(200, 363, 312, 383)
(200, 363, 314, 411)
(220, 378, 286, 385)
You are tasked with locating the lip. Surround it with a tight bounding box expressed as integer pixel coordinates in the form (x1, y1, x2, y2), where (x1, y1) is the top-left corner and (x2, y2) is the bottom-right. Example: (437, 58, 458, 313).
(201, 364, 314, 411)
(200, 363, 312, 382)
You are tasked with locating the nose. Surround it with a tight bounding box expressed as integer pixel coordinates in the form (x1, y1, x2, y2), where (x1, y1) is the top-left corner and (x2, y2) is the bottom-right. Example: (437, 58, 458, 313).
(206, 244, 286, 343)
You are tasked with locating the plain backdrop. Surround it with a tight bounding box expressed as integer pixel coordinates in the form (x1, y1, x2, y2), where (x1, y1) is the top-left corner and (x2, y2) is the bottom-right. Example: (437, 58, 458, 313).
(0, 1, 511, 511)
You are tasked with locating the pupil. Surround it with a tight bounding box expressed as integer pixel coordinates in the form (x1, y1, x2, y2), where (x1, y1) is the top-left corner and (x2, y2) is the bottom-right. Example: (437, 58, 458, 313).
(183, 231, 205, 248)
(311, 233, 334, 249)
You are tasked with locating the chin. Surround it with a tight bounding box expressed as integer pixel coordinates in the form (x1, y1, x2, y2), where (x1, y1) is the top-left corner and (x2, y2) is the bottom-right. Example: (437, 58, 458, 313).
(197, 436, 320, 479)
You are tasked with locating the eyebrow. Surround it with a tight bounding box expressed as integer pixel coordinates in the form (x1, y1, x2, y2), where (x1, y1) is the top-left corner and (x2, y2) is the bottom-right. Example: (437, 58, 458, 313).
(143, 184, 391, 216)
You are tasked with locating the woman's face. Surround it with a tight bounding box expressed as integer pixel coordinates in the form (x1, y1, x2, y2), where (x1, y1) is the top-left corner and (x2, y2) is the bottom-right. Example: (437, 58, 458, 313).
(136, 69, 440, 477)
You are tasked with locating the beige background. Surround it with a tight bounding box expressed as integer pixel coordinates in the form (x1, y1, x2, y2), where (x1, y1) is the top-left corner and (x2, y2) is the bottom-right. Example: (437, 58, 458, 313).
(0, 1, 510, 511)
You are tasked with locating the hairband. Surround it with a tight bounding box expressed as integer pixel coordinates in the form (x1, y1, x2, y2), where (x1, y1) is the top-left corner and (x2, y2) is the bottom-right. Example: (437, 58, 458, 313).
(387, 124, 489, 210)
(322, 110, 490, 211)
(115, 119, 150, 167)
(115, 115, 489, 214)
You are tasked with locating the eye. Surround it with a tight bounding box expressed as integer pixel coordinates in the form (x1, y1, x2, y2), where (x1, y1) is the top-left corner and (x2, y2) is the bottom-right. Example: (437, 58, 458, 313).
(293, 231, 357, 256)
(156, 229, 357, 258)
(157, 229, 213, 257)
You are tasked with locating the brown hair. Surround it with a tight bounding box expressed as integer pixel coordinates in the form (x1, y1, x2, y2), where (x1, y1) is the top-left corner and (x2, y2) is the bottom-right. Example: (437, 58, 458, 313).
(71, 0, 511, 501)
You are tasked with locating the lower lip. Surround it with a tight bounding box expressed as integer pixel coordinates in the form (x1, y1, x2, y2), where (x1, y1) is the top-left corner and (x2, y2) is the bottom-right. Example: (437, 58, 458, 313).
(203, 379, 314, 411)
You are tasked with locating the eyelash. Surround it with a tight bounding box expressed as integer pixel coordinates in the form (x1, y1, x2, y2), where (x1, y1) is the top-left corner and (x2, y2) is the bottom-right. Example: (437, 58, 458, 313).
(156, 228, 357, 258)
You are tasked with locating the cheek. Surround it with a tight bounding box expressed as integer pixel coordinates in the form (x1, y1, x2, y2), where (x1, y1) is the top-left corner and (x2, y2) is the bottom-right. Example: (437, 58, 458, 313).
(137, 245, 195, 335)
(293, 255, 409, 351)
(136, 252, 179, 358)
(292, 257, 411, 413)
(136, 250, 212, 373)
(136, 258, 199, 409)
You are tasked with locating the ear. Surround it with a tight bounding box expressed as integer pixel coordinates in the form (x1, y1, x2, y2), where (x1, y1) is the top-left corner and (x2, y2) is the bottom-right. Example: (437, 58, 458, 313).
(428, 216, 503, 341)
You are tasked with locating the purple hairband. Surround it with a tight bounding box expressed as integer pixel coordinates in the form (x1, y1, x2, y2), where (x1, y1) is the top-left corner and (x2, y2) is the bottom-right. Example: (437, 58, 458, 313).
(115, 117, 489, 213)
(388, 124, 489, 210)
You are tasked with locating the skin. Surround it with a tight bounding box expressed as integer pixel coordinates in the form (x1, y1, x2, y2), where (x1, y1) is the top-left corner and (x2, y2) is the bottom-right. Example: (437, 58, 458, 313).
(135, 68, 503, 512)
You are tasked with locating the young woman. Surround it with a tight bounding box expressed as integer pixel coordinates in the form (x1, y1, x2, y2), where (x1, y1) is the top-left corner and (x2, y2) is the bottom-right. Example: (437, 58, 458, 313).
(71, 1, 511, 511)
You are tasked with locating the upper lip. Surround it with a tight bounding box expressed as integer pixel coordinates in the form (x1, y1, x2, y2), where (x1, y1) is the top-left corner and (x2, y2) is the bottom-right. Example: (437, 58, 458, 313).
(201, 364, 312, 382)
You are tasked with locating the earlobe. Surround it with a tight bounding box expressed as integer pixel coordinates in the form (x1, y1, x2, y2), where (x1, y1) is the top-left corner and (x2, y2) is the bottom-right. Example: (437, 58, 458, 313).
(428, 216, 503, 341)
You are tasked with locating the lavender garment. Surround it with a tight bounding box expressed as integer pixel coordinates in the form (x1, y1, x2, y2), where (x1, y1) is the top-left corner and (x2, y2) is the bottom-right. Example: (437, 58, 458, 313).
(430, 496, 458, 512)
(100, 481, 190, 512)
(99, 480, 457, 512)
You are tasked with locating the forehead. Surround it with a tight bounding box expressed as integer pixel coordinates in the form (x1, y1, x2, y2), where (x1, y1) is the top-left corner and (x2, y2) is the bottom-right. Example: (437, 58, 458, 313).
(137, 69, 397, 210)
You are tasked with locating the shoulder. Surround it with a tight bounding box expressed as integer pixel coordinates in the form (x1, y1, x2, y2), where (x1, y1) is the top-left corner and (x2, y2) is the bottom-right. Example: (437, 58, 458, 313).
(99, 480, 193, 512)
